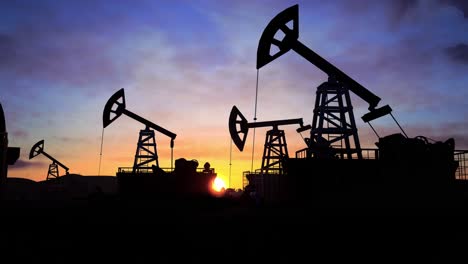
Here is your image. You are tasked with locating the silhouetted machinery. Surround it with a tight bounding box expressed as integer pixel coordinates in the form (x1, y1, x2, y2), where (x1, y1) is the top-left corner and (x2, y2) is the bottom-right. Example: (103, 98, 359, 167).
(103, 88, 176, 174)
(0, 103, 20, 194)
(249, 4, 464, 205)
(30, 140, 69, 180)
(103, 89, 217, 197)
(229, 105, 309, 175)
(257, 4, 395, 159)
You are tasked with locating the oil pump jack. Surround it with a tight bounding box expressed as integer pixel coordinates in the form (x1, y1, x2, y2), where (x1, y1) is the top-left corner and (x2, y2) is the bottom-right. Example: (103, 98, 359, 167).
(257, 4, 393, 159)
(103, 88, 176, 174)
(29, 140, 69, 180)
(0, 103, 20, 195)
(104, 89, 219, 197)
(229, 105, 309, 175)
(249, 4, 463, 205)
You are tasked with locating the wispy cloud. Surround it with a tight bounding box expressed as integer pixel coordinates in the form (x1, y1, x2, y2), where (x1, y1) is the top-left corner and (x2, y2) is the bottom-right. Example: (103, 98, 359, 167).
(1, 1, 467, 187)
(445, 43, 468, 64)
(11, 129, 28, 139)
(440, 0, 468, 18)
(9, 159, 47, 170)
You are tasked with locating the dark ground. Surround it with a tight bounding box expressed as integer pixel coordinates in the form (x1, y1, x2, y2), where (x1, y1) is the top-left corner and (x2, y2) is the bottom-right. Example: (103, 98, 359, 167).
(2, 194, 468, 263)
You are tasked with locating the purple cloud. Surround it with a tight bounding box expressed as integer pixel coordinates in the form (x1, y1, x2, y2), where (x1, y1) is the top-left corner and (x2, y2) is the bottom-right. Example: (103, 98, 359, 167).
(0, 34, 16, 63)
(0, 2, 148, 95)
(0, 30, 124, 88)
(329, 0, 419, 30)
(440, 0, 468, 18)
(12, 129, 28, 139)
(9, 159, 47, 169)
(391, 0, 419, 20)
(445, 43, 468, 64)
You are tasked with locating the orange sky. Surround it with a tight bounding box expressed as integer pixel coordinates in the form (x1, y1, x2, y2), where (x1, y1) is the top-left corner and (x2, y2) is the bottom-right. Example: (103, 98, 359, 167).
(4, 1, 468, 188)
(8, 115, 384, 190)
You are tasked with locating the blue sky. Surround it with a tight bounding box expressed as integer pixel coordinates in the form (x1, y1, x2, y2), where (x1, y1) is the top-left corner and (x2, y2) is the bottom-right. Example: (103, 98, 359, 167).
(1, 0, 467, 187)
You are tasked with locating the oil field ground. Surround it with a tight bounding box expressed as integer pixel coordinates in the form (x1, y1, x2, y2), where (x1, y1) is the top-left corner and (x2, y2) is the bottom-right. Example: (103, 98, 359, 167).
(2, 191, 468, 263)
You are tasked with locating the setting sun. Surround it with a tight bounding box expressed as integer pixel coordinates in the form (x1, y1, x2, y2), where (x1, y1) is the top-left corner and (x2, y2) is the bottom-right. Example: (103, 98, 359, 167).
(211, 177, 226, 193)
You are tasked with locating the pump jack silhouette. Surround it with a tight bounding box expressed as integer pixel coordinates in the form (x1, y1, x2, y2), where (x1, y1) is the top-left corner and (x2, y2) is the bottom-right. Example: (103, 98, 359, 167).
(103, 88, 176, 174)
(257, 4, 395, 159)
(30, 140, 69, 180)
(2, 4, 468, 263)
(246, 4, 464, 205)
(229, 105, 309, 175)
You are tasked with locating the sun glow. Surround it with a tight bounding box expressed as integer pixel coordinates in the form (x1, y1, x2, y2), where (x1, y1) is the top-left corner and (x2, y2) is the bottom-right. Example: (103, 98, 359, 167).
(211, 177, 226, 193)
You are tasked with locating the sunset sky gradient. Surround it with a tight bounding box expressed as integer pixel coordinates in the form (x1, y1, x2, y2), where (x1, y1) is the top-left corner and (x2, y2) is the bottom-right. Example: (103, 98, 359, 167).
(2, 0, 468, 188)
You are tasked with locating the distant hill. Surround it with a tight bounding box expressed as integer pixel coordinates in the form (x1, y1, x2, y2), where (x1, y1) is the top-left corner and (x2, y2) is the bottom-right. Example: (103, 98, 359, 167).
(5, 174, 117, 201)
(39, 174, 117, 193)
